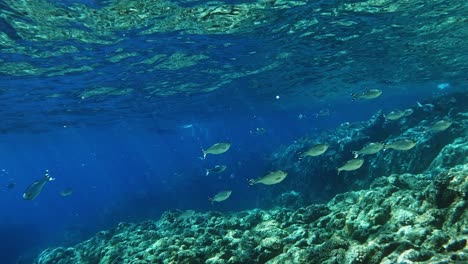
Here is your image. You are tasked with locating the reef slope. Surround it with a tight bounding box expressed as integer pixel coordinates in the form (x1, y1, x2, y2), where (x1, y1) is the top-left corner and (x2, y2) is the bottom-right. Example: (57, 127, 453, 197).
(263, 92, 468, 206)
(36, 142, 467, 263)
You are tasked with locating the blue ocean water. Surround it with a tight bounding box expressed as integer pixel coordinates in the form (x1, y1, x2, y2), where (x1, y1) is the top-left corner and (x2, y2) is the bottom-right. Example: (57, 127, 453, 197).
(0, 0, 466, 263)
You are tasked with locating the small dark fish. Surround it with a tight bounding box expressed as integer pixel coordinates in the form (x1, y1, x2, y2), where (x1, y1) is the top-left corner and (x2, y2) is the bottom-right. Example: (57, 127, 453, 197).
(23, 170, 55, 200)
(6, 182, 16, 189)
(59, 188, 74, 197)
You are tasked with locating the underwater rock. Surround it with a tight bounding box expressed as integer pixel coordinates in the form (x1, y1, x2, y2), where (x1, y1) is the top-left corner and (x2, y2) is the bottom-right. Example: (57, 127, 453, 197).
(262, 92, 468, 207)
(427, 137, 468, 172)
(34, 93, 467, 264)
(35, 149, 468, 263)
(275, 190, 304, 208)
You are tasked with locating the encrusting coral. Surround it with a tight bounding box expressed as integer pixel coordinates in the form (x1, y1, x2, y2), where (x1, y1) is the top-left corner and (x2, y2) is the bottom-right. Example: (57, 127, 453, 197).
(36, 93, 467, 263)
(36, 163, 467, 263)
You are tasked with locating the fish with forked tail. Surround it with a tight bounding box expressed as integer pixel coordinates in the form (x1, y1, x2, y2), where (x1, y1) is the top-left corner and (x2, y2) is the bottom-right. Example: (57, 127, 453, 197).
(351, 89, 382, 101)
(202, 142, 231, 159)
(384, 139, 416, 151)
(249, 170, 287, 185)
(300, 143, 329, 158)
(337, 158, 364, 175)
(209, 190, 232, 203)
(23, 170, 55, 200)
(206, 165, 227, 176)
(431, 120, 452, 132)
(352, 142, 384, 158)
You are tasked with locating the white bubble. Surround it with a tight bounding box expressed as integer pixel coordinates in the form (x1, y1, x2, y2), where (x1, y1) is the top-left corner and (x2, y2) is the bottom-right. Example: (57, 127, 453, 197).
(276, 95, 280, 99)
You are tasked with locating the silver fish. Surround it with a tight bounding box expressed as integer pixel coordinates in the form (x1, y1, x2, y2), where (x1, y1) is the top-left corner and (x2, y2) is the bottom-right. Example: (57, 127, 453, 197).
(301, 143, 329, 157)
(352, 89, 382, 100)
(385, 110, 405, 121)
(385, 139, 416, 151)
(249, 170, 288, 185)
(209, 190, 232, 203)
(352, 142, 384, 158)
(206, 165, 227, 176)
(23, 170, 55, 200)
(431, 120, 452, 132)
(202, 142, 231, 159)
(337, 158, 364, 175)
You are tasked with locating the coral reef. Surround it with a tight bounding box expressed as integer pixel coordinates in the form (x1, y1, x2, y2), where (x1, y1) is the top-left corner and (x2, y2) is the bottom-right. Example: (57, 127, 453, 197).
(264, 92, 468, 206)
(35, 93, 467, 263)
(36, 149, 467, 263)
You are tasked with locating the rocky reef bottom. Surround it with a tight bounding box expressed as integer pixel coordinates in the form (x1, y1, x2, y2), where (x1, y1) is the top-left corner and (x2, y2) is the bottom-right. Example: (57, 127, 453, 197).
(36, 161, 467, 264)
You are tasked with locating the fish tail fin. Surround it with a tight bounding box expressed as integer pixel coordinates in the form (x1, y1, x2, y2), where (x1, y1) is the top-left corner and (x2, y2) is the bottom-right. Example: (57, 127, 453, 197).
(198, 149, 206, 160)
(248, 179, 255, 186)
(337, 169, 341, 175)
(382, 142, 387, 150)
(208, 197, 214, 205)
(44, 170, 55, 181)
(352, 151, 359, 158)
(297, 152, 304, 160)
(383, 115, 389, 125)
(205, 170, 210, 176)
(351, 93, 357, 101)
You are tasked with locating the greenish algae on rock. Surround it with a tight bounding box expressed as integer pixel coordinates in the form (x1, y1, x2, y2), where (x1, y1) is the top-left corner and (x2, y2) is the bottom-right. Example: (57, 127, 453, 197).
(35, 93, 467, 264)
(36, 160, 467, 263)
(263, 92, 468, 206)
